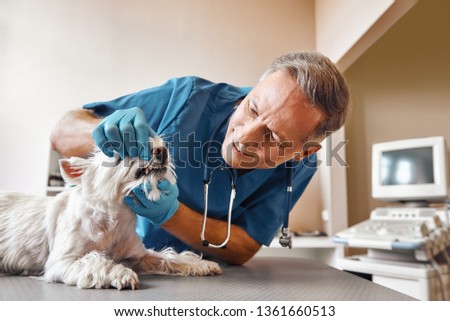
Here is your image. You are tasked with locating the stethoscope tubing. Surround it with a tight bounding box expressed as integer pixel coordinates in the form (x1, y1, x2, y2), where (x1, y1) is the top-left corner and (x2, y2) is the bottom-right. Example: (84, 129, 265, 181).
(201, 107, 237, 248)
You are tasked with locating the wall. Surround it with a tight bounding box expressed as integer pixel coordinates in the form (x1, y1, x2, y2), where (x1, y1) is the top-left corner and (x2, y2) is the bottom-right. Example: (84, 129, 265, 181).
(0, 0, 315, 195)
(315, 0, 416, 72)
(315, 0, 395, 68)
(344, 0, 450, 225)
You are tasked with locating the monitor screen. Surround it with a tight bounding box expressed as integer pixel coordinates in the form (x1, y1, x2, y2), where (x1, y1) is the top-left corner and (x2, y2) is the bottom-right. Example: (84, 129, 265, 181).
(371, 136, 449, 202)
(381, 147, 434, 186)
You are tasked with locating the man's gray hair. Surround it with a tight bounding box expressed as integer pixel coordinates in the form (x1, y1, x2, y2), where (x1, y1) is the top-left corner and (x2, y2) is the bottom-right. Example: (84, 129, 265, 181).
(261, 51, 350, 143)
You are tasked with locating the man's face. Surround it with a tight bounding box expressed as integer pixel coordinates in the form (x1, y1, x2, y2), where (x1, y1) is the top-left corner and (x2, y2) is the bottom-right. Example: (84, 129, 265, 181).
(221, 70, 324, 169)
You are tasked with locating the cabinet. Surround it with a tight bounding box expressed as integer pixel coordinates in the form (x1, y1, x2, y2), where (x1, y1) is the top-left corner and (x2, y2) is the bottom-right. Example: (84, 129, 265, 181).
(337, 255, 445, 300)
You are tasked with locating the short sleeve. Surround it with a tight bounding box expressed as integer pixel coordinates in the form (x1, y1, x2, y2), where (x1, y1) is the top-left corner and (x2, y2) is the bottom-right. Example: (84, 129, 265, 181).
(82, 77, 194, 134)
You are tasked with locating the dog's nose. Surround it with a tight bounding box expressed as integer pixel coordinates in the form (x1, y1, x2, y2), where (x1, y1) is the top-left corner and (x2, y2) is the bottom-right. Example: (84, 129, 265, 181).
(153, 146, 168, 164)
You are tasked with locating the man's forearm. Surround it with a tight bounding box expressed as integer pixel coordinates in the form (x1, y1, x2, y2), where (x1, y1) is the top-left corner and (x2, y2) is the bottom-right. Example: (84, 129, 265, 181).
(51, 109, 101, 158)
(162, 203, 261, 265)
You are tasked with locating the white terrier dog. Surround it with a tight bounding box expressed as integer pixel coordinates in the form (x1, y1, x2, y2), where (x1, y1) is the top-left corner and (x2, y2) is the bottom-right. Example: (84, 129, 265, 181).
(0, 136, 221, 290)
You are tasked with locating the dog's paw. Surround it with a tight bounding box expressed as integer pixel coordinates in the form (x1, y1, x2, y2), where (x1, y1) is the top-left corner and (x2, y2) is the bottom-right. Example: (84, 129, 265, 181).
(204, 259, 222, 276)
(191, 259, 222, 276)
(109, 266, 140, 290)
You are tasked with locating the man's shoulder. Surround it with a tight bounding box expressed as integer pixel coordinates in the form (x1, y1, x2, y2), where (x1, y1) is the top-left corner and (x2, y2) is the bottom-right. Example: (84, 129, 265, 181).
(157, 76, 220, 96)
(161, 76, 251, 97)
(163, 75, 212, 87)
(172, 76, 228, 90)
(188, 76, 252, 101)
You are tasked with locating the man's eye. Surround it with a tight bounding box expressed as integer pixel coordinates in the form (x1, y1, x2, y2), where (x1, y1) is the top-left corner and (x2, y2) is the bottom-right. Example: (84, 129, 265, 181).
(247, 102, 258, 116)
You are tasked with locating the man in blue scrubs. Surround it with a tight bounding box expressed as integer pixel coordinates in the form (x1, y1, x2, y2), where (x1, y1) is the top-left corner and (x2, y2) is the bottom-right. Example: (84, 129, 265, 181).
(51, 52, 350, 265)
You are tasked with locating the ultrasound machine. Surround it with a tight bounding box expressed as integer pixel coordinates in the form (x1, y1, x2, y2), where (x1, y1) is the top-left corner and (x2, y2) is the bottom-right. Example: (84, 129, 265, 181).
(333, 136, 450, 300)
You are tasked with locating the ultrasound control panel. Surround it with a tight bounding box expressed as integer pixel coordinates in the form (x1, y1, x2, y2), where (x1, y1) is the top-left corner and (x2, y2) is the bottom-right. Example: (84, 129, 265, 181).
(332, 207, 447, 251)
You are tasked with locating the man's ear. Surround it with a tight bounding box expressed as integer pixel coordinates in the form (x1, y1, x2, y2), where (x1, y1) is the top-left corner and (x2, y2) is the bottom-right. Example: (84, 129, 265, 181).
(293, 142, 322, 161)
(58, 158, 86, 186)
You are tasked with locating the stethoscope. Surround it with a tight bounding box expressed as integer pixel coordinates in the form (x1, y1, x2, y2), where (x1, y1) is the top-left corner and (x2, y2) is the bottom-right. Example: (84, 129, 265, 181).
(200, 105, 294, 249)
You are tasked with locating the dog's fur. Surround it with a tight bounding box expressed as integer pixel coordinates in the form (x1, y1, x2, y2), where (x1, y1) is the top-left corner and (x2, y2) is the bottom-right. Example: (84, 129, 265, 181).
(0, 136, 221, 290)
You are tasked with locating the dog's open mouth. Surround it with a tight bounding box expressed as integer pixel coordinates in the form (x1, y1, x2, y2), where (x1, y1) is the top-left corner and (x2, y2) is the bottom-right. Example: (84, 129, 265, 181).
(134, 166, 167, 180)
(130, 145, 170, 180)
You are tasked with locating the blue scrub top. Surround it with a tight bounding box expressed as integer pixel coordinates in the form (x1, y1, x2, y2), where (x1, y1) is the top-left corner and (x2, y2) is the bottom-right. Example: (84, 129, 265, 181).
(83, 76, 317, 252)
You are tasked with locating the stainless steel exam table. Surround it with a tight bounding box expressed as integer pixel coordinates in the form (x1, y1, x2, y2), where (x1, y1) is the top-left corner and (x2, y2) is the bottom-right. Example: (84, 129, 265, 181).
(0, 257, 415, 301)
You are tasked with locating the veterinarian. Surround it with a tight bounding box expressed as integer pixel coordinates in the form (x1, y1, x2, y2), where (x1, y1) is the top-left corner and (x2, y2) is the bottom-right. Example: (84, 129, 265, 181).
(51, 51, 350, 265)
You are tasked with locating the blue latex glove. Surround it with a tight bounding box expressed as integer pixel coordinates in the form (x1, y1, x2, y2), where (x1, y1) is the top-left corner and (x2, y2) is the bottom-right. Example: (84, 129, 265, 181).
(92, 107, 156, 160)
(124, 180, 180, 225)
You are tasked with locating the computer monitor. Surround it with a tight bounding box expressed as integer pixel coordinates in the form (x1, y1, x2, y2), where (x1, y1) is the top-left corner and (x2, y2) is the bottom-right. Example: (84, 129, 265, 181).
(372, 136, 450, 204)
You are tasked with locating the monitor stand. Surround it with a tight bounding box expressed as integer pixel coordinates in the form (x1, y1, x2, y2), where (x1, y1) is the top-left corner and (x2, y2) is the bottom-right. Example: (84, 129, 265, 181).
(399, 201, 431, 208)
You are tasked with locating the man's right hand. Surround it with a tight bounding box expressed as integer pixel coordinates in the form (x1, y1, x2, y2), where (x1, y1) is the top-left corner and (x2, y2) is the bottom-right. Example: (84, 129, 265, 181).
(92, 107, 156, 160)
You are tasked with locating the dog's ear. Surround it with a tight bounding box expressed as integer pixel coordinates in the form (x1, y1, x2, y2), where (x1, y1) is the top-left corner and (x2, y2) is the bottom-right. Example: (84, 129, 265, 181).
(59, 158, 86, 185)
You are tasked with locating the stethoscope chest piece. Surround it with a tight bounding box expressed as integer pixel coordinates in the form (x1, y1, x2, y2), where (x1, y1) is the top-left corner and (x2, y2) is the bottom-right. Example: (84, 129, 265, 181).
(279, 226, 293, 249)
(279, 163, 295, 249)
